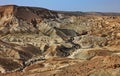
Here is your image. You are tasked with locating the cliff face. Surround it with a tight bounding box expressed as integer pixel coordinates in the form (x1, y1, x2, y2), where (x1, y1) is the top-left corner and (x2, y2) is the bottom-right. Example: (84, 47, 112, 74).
(0, 5, 120, 76)
(0, 5, 58, 34)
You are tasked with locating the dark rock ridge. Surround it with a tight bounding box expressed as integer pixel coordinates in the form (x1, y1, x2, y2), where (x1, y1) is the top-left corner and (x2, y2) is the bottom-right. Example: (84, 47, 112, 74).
(0, 5, 58, 34)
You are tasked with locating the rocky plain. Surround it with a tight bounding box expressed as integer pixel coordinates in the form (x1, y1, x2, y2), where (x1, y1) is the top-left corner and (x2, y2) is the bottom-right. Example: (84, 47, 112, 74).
(0, 5, 120, 76)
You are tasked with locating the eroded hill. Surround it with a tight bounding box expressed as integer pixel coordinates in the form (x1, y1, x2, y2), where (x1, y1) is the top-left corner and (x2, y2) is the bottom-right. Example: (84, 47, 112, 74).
(0, 5, 120, 76)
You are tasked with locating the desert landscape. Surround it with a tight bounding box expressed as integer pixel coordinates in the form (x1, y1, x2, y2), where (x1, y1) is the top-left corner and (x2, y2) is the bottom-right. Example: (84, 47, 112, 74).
(0, 5, 120, 76)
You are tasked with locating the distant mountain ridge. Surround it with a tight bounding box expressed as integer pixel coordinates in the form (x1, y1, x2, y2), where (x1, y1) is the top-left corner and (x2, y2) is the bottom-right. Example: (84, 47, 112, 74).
(57, 11, 120, 16)
(1, 5, 120, 17)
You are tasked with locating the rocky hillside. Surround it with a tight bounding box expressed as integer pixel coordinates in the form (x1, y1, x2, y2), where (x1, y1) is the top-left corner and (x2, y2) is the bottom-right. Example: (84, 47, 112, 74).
(0, 5, 120, 76)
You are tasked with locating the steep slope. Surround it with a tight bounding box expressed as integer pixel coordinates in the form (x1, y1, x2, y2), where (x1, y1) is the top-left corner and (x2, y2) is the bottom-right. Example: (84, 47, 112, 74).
(0, 5, 59, 34)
